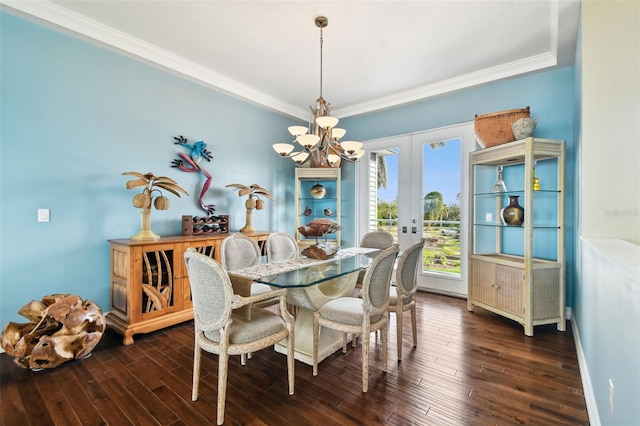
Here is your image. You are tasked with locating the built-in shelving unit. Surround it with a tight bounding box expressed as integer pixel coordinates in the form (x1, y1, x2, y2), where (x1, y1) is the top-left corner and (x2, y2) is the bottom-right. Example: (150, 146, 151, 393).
(294, 168, 341, 248)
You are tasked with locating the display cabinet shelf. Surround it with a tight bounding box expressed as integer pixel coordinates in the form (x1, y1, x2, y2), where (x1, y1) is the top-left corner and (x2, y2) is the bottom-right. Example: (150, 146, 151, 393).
(295, 168, 341, 248)
(467, 137, 566, 336)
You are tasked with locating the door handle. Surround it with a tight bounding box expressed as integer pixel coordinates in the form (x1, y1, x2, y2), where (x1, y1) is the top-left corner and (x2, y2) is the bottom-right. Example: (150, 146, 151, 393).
(411, 226, 417, 234)
(402, 226, 407, 234)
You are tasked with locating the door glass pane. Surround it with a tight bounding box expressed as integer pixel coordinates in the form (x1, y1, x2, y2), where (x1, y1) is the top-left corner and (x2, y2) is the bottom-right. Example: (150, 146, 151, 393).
(422, 139, 461, 277)
(370, 149, 399, 240)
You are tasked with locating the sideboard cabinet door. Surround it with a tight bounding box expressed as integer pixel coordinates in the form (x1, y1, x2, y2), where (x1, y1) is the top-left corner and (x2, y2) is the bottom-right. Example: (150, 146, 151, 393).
(107, 232, 270, 344)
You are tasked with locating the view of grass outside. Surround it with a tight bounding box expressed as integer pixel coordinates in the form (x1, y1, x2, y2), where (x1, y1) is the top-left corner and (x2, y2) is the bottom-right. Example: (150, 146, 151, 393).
(377, 198, 461, 276)
(376, 221, 461, 275)
(375, 138, 462, 277)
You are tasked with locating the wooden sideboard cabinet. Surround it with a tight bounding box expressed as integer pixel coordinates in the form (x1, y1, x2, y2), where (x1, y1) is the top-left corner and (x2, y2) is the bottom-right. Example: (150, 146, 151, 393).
(107, 232, 270, 344)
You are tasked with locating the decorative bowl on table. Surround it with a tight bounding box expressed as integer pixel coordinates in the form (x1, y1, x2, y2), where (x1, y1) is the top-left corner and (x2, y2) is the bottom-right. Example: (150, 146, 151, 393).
(302, 242, 339, 260)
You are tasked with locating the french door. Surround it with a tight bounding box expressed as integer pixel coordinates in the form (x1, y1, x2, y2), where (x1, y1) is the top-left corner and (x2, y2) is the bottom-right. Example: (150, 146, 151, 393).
(357, 122, 475, 296)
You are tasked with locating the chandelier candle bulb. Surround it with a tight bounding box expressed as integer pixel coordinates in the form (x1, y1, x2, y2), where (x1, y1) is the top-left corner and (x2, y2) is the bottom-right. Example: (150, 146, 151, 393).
(316, 116, 339, 129)
(288, 126, 309, 136)
(327, 154, 340, 166)
(340, 141, 363, 155)
(297, 134, 321, 149)
(273, 143, 294, 157)
(292, 152, 309, 164)
(331, 128, 346, 140)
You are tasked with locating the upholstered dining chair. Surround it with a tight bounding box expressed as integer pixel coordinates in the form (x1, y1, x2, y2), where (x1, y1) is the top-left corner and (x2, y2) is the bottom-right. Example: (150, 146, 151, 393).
(219, 233, 261, 271)
(360, 230, 395, 249)
(312, 245, 399, 392)
(184, 248, 294, 425)
(266, 231, 299, 262)
(356, 231, 395, 288)
(220, 234, 278, 309)
(389, 238, 425, 361)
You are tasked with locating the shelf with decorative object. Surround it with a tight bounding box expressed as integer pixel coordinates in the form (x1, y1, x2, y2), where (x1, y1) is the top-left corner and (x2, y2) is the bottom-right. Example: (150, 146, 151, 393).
(295, 168, 341, 248)
(107, 232, 270, 344)
(467, 137, 565, 336)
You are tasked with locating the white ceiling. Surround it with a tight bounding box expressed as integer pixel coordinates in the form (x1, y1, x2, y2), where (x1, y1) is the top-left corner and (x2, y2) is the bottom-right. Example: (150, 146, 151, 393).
(2, 0, 580, 120)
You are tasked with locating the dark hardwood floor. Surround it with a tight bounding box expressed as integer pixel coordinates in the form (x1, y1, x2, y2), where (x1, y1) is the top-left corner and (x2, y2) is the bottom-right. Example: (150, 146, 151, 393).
(0, 293, 589, 425)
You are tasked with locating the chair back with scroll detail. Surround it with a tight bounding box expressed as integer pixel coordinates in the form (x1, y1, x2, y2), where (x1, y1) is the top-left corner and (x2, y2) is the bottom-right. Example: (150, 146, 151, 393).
(389, 238, 424, 361)
(356, 231, 395, 287)
(219, 234, 261, 271)
(184, 248, 294, 425)
(266, 232, 299, 262)
(360, 231, 395, 249)
(312, 245, 399, 392)
(220, 234, 278, 309)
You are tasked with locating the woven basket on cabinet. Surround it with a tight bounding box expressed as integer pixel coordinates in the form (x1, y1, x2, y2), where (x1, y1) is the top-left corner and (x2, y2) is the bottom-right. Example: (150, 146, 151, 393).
(474, 107, 530, 148)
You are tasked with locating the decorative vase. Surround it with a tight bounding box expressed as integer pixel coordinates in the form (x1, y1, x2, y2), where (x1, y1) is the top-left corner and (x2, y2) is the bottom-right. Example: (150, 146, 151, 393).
(131, 207, 160, 240)
(511, 117, 538, 140)
(500, 195, 524, 226)
(240, 208, 256, 233)
(310, 182, 326, 199)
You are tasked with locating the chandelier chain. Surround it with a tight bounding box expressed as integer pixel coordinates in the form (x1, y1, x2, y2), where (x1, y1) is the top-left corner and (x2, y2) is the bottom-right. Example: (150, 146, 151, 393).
(271, 15, 363, 167)
(319, 26, 323, 99)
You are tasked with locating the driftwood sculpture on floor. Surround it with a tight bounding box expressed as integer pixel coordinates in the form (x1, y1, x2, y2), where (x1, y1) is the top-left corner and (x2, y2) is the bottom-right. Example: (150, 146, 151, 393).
(0, 294, 105, 370)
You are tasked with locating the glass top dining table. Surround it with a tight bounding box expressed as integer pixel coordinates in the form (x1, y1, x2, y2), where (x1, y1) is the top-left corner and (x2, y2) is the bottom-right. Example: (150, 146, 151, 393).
(226, 246, 381, 365)
(226, 246, 380, 288)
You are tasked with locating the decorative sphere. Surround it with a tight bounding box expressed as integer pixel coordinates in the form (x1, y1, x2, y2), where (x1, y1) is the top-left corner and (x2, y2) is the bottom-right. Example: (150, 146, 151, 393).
(310, 183, 326, 199)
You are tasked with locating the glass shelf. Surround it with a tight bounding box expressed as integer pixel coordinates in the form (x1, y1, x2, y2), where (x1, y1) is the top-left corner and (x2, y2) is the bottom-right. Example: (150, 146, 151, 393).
(298, 197, 338, 201)
(472, 223, 561, 229)
(473, 189, 561, 196)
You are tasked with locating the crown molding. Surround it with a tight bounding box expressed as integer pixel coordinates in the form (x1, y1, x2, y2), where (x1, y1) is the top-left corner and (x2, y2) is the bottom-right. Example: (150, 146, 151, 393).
(1, 0, 561, 121)
(334, 0, 560, 118)
(0, 0, 309, 120)
(333, 51, 558, 118)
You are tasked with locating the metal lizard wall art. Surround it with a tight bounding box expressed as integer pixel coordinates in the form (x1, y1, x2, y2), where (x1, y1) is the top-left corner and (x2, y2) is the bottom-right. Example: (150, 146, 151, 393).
(171, 135, 216, 215)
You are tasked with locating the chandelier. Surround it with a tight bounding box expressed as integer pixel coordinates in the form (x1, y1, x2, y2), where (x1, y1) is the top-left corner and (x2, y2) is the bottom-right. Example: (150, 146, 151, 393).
(272, 16, 364, 168)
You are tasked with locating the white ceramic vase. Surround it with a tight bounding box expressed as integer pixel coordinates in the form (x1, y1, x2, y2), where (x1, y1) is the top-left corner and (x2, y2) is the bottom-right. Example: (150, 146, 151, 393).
(511, 117, 538, 139)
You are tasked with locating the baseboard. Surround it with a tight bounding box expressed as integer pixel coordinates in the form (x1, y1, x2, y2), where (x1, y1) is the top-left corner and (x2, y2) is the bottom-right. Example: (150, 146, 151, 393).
(571, 315, 600, 426)
(416, 287, 466, 299)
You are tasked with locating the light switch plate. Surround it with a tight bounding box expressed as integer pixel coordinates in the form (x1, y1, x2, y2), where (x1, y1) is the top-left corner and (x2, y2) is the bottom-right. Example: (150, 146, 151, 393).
(38, 209, 50, 222)
(485, 212, 492, 222)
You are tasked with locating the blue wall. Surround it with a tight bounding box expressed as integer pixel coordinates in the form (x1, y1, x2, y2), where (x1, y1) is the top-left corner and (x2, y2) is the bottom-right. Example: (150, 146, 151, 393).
(341, 68, 576, 306)
(1, 12, 575, 330)
(0, 12, 299, 326)
(572, 6, 640, 424)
